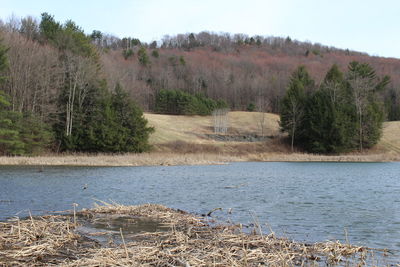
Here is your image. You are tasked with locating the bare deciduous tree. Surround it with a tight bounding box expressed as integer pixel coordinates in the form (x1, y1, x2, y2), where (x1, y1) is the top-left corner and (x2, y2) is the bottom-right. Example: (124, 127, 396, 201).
(62, 52, 99, 136)
(213, 108, 229, 134)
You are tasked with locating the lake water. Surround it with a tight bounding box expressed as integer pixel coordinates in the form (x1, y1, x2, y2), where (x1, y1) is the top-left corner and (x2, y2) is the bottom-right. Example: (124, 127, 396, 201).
(0, 162, 399, 259)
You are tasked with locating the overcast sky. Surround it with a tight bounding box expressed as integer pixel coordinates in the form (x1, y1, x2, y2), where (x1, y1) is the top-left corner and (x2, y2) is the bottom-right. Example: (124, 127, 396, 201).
(1, 0, 399, 58)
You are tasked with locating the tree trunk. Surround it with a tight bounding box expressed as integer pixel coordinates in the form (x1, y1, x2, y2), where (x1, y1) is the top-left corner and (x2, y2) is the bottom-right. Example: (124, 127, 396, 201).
(291, 125, 295, 152)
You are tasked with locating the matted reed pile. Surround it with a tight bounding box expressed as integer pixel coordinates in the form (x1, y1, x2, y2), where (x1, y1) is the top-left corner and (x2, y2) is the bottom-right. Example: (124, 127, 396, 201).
(0, 203, 385, 266)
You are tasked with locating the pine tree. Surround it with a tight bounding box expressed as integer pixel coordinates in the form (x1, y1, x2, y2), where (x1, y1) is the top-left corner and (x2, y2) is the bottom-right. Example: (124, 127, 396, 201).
(0, 40, 23, 155)
(347, 62, 389, 150)
(138, 47, 150, 66)
(280, 66, 314, 151)
(0, 91, 25, 155)
(301, 89, 337, 153)
(111, 83, 154, 152)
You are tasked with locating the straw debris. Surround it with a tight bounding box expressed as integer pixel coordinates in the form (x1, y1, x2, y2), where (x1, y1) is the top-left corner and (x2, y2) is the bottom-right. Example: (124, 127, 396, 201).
(0, 203, 386, 266)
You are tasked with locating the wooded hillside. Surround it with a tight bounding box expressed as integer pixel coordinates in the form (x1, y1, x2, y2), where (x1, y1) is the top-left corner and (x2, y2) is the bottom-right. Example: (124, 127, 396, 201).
(99, 32, 400, 119)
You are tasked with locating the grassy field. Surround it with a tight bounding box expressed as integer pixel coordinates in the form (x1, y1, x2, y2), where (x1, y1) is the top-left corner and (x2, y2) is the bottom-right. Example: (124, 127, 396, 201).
(145, 111, 400, 155)
(145, 111, 281, 145)
(378, 121, 400, 154)
(0, 111, 398, 166)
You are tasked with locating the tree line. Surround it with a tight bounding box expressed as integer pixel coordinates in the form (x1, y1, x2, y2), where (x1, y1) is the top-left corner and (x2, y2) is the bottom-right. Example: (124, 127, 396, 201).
(155, 89, 227, 115)
(280, 63, 389, 153)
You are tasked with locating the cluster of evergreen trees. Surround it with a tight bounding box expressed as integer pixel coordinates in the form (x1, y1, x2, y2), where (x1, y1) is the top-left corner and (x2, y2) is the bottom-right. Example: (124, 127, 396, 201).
(0, 13, 153, 155)
(155, 89, 227, 115)
(280, 63, 389, 153)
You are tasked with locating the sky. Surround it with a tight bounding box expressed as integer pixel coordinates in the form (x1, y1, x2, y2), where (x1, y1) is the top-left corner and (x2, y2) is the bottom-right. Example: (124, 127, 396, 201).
(1, 0, 399, 58)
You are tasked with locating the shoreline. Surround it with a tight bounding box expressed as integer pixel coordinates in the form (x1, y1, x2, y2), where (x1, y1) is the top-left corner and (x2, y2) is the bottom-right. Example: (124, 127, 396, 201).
(0, 151, 399, 167)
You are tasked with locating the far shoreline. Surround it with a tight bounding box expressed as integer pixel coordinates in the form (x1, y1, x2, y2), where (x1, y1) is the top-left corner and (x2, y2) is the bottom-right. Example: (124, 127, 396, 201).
(0, 151, 399, 167)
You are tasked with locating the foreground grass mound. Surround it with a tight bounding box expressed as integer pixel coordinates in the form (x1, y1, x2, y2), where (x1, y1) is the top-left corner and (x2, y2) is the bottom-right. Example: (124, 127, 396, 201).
(0, 203, 388, 266)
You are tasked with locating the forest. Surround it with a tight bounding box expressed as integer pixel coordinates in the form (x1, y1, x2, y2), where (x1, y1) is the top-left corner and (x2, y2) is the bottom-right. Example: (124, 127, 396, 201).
(0, 13, 399, 155)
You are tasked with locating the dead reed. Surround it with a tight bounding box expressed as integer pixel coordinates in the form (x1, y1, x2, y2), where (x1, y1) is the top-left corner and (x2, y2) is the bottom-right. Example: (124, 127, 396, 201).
(0, 148, 398, 167)
(0, 203, 388, 266)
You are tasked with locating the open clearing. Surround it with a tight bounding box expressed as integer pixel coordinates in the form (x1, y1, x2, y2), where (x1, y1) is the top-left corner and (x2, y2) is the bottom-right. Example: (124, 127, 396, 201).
(145, 111, 400, 155)
(145, 111, 281, 145)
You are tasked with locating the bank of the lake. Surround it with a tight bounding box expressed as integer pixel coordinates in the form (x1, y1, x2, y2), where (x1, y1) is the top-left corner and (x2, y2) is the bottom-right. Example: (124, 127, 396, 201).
(0, 151, 399, 167)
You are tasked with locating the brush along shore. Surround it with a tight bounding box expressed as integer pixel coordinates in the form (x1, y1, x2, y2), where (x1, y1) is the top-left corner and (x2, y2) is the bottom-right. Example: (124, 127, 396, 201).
(0, 203, 389, 266)
(0, 150, 399, 167)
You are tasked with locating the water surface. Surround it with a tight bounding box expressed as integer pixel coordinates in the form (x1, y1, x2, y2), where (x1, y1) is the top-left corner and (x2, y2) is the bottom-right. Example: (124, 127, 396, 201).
(0, 162, 399, 258)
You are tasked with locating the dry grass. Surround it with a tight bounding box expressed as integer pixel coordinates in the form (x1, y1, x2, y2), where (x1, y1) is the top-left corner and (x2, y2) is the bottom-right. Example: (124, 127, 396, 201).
(0, 153, 241, 167)
(378, 121, 400, 154)
(145, 111, 281, 145)
(0, 150, 399, 167)
(0, 203, 385, 267)
(248, 151, 400, 162)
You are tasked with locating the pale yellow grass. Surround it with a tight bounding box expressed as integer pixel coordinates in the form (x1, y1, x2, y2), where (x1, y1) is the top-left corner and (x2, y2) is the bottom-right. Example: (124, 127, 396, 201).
(145, 111, 280, 145)
(0, 153, 242, 166)
(248, 152, 400, 162)
(378, 121, 400, 154)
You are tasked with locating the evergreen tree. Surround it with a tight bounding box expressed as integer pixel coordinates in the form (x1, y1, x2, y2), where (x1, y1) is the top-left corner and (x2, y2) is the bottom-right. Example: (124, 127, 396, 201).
(0, 41, 22, 155)
(385, 88, 400, 121)
(16, 113, 54, 155)
(39, 12, 61, 43)
(151, 50, 159, 58)
(325, 65, 358, 152)
(347, 62, 389, 150)
(301, 89, 337, 153)
(110, 83, 154, 152)
(83, 84, 153, 152)
(280, 66, 314, 151)
(138, 47, 150, 66)
(0, 91, 24, 155)
(155, 89, 227, 115)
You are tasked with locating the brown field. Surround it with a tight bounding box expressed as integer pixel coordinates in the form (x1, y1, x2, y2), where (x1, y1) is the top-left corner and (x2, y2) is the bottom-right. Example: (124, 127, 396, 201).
(0, 111, 399, 166)
(145, 111, 281, 145)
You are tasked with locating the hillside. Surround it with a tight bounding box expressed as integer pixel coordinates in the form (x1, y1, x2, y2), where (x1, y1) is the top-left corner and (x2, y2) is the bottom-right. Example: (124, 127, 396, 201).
(145, 111, 400, 156)
(101, 33, 400, 119)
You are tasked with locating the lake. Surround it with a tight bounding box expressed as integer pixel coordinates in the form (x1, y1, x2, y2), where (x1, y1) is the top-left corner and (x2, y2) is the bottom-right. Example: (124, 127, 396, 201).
(0, 162, 399, 259)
